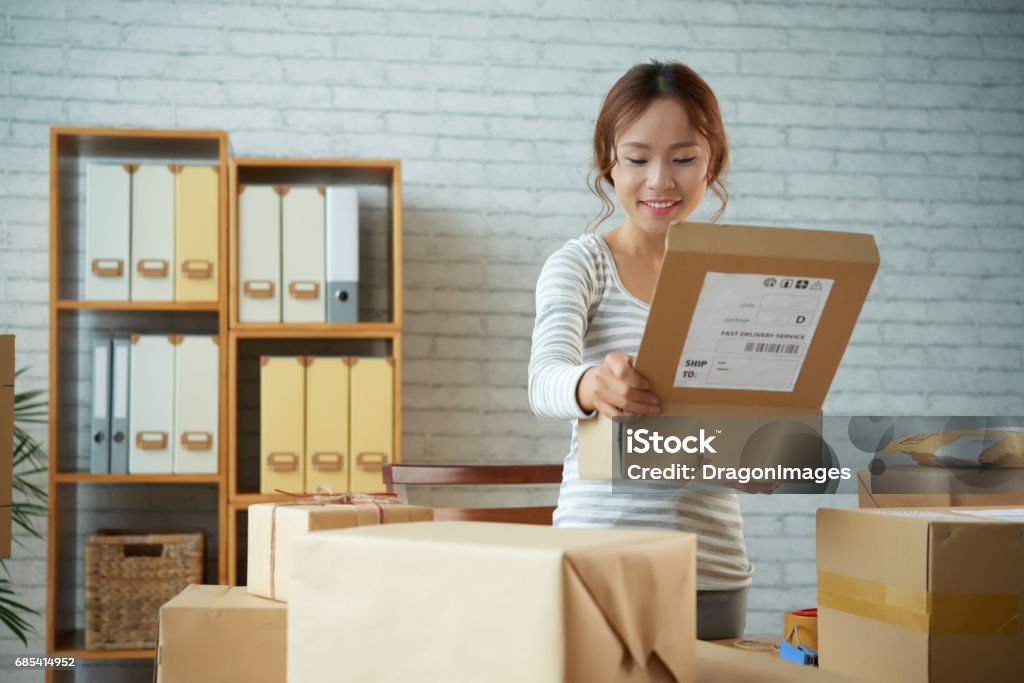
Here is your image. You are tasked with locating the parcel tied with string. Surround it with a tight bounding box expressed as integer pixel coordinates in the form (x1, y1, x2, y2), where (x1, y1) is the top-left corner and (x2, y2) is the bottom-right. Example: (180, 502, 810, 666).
(287, 521, 697, 683)
(246, 498, 432, 603)
(817, 507, 1024, 683)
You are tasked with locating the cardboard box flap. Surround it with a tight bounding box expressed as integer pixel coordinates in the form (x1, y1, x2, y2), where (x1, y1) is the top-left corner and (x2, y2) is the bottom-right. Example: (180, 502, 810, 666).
(563, 532, 695, 678)
(636, 222, 878, 410)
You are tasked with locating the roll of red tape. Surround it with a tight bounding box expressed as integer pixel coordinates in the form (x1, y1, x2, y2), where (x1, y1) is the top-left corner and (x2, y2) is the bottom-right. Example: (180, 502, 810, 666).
(784, 607, 818, 653)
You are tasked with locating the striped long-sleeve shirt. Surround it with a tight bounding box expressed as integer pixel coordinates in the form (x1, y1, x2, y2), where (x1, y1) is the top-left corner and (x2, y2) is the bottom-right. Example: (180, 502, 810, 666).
(528, 233, 754, 591)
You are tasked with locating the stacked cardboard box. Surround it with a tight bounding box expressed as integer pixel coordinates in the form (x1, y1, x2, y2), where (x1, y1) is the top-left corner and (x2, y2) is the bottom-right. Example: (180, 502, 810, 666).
(817, 506, 1024, 683)
(155, 585, 286, 683)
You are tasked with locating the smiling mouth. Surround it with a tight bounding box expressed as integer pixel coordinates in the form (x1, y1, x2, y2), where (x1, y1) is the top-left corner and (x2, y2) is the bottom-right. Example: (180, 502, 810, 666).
(641, 200, 680, 209)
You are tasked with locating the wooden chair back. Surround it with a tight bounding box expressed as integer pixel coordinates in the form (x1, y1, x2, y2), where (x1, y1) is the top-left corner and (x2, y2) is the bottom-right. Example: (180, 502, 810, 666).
(383, 463, 563, 525)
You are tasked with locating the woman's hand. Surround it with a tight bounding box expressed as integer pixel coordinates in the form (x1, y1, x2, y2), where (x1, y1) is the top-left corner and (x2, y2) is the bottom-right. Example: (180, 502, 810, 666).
(577, 352, 660, 418)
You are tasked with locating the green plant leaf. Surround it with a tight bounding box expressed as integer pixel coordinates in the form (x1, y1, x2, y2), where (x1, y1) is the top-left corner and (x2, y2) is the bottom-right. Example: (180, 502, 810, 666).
(0, 579, 38, 646)
(3, 367, 49, 646)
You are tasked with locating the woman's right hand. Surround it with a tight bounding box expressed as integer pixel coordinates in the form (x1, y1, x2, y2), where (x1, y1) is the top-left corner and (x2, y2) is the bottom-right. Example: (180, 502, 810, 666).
(577, 352, 660, 418)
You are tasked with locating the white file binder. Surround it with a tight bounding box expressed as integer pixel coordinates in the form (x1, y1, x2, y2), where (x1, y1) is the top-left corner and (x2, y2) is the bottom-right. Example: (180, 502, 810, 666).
(129, 335, 175, 473)
(173, 336, 219, 474)
(109, 337, 131, 474)
(90, 338, 111, 473)
(85, 163, 132, 300)
(238, 185, 282, 322)
(131, 164, 175, 301)
(282, 187, 326, 323)
(325, 187, 359, 322)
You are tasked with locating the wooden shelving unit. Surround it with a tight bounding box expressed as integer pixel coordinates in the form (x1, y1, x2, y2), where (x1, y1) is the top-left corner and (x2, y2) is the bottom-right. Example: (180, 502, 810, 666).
(46, 135, 404, 679)
(47, 128, 230, 680)
(225, 158, 404, 586)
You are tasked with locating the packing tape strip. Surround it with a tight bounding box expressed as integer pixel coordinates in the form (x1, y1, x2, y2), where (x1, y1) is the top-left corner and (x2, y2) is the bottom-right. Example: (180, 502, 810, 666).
(818, 570, 1019, 636)
(784, 608, 818, 652)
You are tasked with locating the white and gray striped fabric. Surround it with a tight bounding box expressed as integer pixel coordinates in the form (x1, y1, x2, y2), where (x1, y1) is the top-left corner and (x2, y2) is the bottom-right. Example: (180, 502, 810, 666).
(528, 233, 754, 591)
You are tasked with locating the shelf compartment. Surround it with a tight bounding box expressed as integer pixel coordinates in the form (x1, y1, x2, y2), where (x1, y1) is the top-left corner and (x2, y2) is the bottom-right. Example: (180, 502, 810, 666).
(49, 483, 220, 662)
(53, 308, 220, 475)
(229, 158, 402, 329)
(51, 126, 228, 304)
(228, 334, 397, 499)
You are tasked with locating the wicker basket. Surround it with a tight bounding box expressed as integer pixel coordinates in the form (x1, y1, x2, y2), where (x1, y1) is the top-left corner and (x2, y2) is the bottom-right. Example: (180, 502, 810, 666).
(84, 531, 204, 650)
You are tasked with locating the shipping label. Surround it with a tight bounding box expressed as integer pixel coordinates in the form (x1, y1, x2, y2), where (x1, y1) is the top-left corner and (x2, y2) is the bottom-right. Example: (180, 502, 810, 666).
(674, 272, 833, 391)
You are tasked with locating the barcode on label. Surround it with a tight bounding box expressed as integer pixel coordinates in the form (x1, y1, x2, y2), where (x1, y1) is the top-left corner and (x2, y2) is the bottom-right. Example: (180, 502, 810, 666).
(743, 342, 801, 354)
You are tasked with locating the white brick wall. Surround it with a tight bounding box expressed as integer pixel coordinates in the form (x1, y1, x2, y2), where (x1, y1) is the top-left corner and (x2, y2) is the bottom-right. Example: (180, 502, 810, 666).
(1, 0, 1022, 677)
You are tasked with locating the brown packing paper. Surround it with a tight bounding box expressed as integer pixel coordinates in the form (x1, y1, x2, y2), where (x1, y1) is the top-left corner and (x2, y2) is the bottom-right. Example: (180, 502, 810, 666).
(246, 499, 432, 602)
(288, 521, 697, 683)
(816, 506, 1024, 683)
(857, 465, 1024, 508)
(155, 584, 286, 683)
(579, 223, 878, 479)
(881, 429, 1024, 468)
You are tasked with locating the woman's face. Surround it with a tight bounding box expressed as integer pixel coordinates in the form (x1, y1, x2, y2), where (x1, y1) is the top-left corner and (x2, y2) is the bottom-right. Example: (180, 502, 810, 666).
(609, 97, 711, 236)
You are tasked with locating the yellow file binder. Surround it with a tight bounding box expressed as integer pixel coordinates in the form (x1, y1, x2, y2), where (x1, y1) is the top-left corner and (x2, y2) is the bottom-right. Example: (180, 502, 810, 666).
(304, 357, 349, 494)
(174, 165, 219, 302)
(348, 357, 393, 493)
(260, 357, 306, 494)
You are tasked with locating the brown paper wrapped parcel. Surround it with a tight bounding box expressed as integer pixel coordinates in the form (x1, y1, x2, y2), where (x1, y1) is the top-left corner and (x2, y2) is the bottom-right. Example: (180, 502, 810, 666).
(288, 521, 697, 683)
(247, 499, 432, 602)
(155, 584, 286, 683)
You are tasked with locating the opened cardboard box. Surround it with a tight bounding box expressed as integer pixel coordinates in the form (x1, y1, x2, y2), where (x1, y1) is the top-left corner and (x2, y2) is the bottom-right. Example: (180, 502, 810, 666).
(857, 464, 1024, 508)
(881, 428, 1024, 468)
(817, 506, 1024, 683)
(288, 521, 697, 683)
(579, 222, 878, 480)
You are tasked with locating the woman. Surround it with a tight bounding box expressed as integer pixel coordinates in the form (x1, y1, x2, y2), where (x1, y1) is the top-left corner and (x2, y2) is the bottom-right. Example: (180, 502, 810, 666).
(528, 60, 751, 639)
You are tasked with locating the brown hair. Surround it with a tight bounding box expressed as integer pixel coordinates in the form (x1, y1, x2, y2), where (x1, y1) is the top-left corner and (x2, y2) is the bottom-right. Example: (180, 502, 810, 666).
(589, 60, 729, 230)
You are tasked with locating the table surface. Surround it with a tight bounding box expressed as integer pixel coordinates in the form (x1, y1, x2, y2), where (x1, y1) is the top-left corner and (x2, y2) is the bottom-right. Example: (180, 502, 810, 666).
(700, 636, 863, 682)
